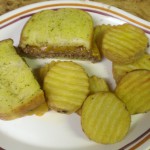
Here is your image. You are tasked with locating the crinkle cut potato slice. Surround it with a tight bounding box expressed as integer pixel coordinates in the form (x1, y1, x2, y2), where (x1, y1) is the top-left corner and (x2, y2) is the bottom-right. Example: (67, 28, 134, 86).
(76, 75, 109, 115)
(102, 23, 148, 64)
(81, 92, 131, 144)
(94, 24, 112, 53)
(113, 54, 150, 82)
(89, 75, 109, 94)
(44, 61, 89, 113)
(115, 70, 150, 114)
(38, 61, 58, 84)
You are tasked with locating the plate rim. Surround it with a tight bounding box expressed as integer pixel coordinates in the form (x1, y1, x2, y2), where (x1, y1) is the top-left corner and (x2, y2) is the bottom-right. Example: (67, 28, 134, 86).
(0, 1, 150, 150)
(0, 0, 150, 32)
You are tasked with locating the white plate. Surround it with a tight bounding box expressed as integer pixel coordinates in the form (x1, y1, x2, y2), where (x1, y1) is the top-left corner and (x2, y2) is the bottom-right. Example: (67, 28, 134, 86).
(0, 1, 150, 150)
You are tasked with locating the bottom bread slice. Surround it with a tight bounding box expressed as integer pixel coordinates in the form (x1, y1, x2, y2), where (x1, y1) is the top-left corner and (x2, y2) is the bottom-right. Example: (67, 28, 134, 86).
(0, 39, 45, 120)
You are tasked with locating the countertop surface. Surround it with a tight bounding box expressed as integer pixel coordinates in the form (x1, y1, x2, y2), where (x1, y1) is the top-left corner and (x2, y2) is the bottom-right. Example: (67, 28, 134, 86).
(0, 0, 150, 21)
(0, 1, 149, 150)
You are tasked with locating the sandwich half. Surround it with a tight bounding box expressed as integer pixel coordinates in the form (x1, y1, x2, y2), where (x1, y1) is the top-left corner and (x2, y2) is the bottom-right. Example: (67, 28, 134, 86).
(19, 8, 101, 62)
(0, 39, 45, 120)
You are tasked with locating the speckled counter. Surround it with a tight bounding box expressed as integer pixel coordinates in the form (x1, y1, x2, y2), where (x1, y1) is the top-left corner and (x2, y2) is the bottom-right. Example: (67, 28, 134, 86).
(0, 0, 150, 21)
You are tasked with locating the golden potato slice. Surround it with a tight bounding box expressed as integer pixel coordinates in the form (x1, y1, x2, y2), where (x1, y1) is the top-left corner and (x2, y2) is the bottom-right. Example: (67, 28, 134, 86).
(113, 54, 150, 82)
(94, 24, 112, 52)
(102, 23, 148, 64)
(81, 92, 131, 144)
(76, 75, 109, 115)
(115, 70, 150, 114)
(28, 61, 56, 116)
(89, 75, 109, 94)
(90, 25, 110, 61)
(27, 102, 49, 116)
(44, 61, 89, 113)
(38, 61, 58, 83)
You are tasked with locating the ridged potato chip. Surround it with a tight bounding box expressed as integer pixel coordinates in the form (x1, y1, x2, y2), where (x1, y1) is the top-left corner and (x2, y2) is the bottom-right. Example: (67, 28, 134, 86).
(44, 61, 89, 113)
(76, 75, 109, 115)
(89, 75, 109, 94)
(28, 61, 57, 116)
(115, 70, 150, 114)
(90, 25, 111, 61)
(38, 61, 58, 83)
(94, 24, 112, 52)
(113, 54, 150, 82)
(102, 23, 148, 64)
(33, 61, 58, 86)
(81, 92, 131, 144)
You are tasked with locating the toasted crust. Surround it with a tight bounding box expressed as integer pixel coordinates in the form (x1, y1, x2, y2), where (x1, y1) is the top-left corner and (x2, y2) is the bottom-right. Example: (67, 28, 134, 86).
(0, 90, 45, 120)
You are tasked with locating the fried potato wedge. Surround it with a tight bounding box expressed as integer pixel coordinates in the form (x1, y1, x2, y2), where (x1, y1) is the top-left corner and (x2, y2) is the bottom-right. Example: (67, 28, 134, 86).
(44, 61, 89, 113)
(81, 92, 131, 144)
(113, 54, 150, 82)
(115, 70, 150, 114)
(102, 23, 148, 64)
(76, 75, 109, 115)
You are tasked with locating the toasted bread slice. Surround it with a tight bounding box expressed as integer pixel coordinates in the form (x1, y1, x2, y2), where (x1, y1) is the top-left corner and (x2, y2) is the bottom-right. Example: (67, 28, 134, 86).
(19, 8, 100, 62)
(0, 39, 45, 120)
